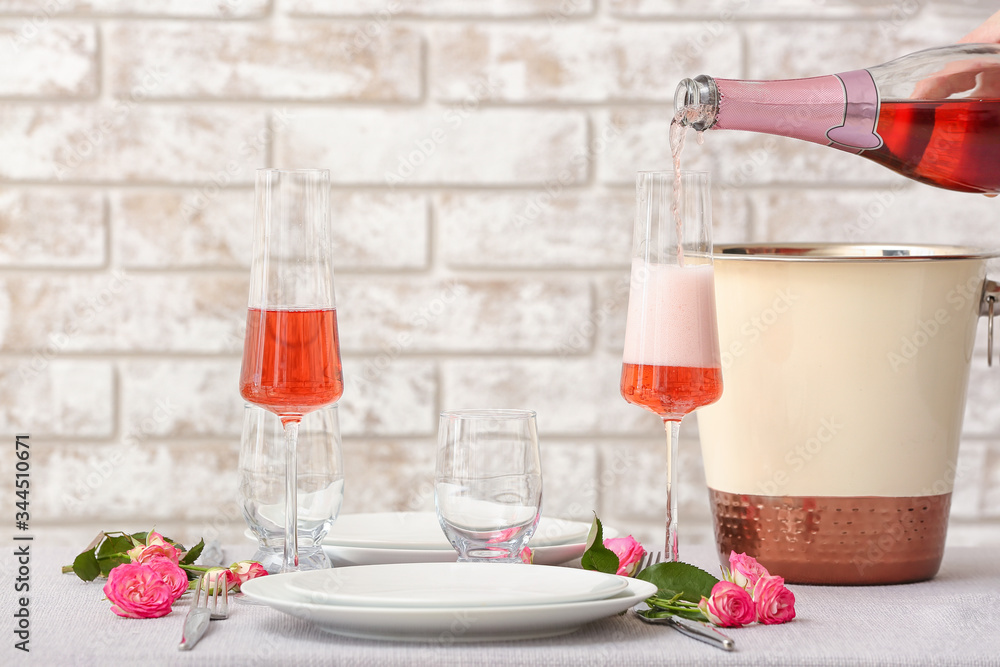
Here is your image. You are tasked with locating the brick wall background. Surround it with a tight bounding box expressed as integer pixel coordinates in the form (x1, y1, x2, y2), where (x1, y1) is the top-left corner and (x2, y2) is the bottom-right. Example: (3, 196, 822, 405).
(1, 0, 998, 554)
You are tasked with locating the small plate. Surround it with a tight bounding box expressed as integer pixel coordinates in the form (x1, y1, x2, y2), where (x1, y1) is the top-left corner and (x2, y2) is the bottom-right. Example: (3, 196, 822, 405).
(320, 540, 594, 567)
(284, 562, 629, 608)
(326, 512, 590, 550)
(242, 570, 657, 642)
(243, 517, 614, 567)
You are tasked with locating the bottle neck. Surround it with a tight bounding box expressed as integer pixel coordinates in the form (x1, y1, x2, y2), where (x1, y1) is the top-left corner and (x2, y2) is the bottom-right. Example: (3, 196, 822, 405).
(678, 70, 883, 152)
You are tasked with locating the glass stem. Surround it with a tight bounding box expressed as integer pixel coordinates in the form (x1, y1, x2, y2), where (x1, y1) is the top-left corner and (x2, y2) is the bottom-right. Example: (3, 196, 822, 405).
(664, 418, 681, 562)
(282, 420, 300, 573)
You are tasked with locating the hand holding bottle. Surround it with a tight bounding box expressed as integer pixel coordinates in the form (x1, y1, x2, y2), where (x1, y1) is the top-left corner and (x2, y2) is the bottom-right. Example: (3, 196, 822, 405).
(959, 9, 1000, 44)
(912, 10, 1000, 98)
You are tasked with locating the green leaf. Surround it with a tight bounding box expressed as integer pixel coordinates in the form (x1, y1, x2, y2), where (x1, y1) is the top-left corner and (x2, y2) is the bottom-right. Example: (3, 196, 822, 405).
(70, 548, 101, 582)
(637, 562, 719, 604)
(97, 534, 133, 560)
(580, 516, 620, 575)
(179, 538, 205, 567)
(96, 554, 129, 577)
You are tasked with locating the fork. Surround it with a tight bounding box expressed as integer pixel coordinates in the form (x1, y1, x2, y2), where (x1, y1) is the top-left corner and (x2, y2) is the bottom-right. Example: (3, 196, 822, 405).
(178, 573, 229, 651)
(634, 551, 736, 652)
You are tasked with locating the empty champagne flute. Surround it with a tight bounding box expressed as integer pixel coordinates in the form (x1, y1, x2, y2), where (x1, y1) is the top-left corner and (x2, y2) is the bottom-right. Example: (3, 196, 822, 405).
(620, 170, 723, 562)
(239, 168, 344, 573)
(239, 404, 345, 573)
(435, 410, 542, 563)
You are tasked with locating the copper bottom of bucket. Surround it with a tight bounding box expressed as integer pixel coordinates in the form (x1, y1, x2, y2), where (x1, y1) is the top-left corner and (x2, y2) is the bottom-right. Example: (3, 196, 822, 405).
(709, 489, 951, 585)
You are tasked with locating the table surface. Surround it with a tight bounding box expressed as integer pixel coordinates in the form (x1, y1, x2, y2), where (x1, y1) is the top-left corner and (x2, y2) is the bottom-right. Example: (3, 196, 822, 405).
(4, 543, 999, 667)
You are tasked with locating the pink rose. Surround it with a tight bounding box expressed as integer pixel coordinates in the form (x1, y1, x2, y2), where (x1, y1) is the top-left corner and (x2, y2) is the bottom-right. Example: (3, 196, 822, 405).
(103, 563, 176, 619)
(127, 531, 180, 565)
(698, 581, 756, 628)
(487, 527, 520, 543)
(728, 551, 770, 591)
(204, 567, 236, 594)
(518, 547, 534, 565)
(603, 536, 646, 577)
(146, 556, 189, 603)
(228, 560, 268, 589)
(753, 575, 796, 625)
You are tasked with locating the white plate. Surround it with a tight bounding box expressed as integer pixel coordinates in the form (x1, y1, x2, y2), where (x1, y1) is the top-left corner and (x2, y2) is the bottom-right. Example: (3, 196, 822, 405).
(320, 540, 593, 567)
(244, 518, 614, 567)
(242, 568, 657, 642)
(283, 562, 628, 608)
(326, 512, 590, 550)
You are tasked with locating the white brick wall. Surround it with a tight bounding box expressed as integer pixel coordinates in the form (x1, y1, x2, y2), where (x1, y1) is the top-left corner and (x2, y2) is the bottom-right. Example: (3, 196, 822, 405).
(0, 0, 997, 552)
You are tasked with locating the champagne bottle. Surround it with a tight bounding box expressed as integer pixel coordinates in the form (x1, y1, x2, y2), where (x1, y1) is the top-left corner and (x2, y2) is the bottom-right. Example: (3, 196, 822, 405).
(674, 44, 1000, 194)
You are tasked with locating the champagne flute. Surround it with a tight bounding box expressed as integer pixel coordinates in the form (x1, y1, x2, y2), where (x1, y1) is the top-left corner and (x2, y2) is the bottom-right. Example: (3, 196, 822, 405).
(239, 168, 344, 573)
(620, 170, 722, 562)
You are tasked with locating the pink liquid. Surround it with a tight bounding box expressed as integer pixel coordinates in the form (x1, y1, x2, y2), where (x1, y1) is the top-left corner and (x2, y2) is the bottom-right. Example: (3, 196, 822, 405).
(668, 106, 709, 264)
(239, 308, 344, 423)
(622, 261, 721, 368)
(864, 98, 1000, 194)
(621, 363, 722, 419)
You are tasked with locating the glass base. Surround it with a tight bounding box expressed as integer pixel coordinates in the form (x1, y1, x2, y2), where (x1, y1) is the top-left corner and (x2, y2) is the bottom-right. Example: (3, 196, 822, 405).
(459, 553, 525, 564)
(253, 545, 331, 574)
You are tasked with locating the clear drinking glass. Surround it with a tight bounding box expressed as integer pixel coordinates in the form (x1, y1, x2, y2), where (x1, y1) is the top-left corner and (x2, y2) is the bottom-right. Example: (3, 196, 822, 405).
(620, 170, 723, 562)
(239, 168, 345, 572)
(239, 404, 344, 573)
(435, 410, 542, 563)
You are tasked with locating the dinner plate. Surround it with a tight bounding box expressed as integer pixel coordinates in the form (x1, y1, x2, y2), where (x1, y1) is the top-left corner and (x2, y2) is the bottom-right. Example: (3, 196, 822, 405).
(242, 569, 657, 642)
(243, 513, 611, 567)
(326, 512, 590, 550)
(320, 539, 595, 567)
(283, 562, 629, 608)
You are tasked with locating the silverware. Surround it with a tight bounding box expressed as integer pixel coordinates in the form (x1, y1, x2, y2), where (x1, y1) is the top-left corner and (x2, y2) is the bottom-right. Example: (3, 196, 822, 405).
(635, 550, 736, 652)
(178, 573, 229, 651)
(633, 607, 736, 651)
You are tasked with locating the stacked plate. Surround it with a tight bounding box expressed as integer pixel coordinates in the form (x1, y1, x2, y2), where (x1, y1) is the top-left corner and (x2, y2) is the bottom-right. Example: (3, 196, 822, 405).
(241, 562, 657, 641)
(318, 512, 604, 566)
(241, 512, 609, 566)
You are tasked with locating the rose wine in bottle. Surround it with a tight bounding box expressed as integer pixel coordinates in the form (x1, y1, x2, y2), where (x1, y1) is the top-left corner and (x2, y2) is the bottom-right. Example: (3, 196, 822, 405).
(674, 43, 1000, 194)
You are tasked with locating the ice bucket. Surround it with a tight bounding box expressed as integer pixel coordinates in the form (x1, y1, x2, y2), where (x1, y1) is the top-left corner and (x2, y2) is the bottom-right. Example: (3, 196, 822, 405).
(699, 244, 998, 585)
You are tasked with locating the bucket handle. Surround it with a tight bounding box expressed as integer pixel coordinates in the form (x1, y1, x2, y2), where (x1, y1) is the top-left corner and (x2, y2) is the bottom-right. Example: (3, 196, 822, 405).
(982, 279, 999, 367)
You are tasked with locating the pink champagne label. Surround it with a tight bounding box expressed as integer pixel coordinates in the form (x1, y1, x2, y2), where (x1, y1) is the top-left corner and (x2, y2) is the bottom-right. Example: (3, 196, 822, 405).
(714, 69, 883, 151)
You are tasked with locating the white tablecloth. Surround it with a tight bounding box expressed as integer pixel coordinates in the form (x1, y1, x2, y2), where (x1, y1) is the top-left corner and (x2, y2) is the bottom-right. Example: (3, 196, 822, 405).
(4, 543, 998, 666)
